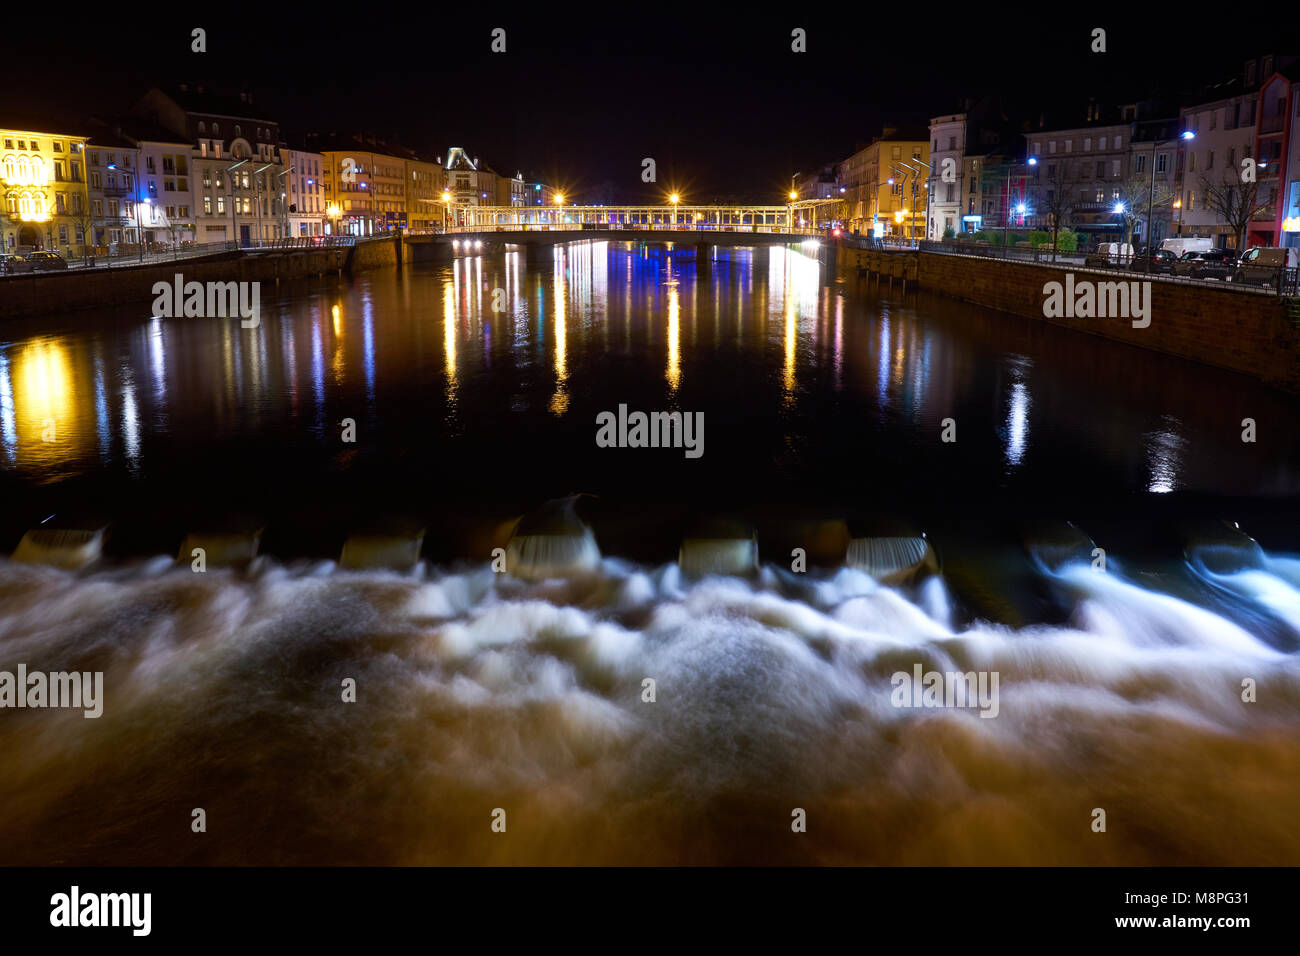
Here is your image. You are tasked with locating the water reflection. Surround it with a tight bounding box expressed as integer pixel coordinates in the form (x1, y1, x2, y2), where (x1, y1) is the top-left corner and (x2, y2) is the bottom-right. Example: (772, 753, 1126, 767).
(0, 242, 1294, 506)
(1146, 416, 1187, 494)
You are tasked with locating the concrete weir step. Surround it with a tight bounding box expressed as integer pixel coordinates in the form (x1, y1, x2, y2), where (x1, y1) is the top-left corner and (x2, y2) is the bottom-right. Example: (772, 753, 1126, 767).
(339, 530, 425, 571)
(178, 529, 263, 568)
(505, 495, 601, 580)
(679, 518, 759, 578)
(12, 524, 108, 570)
(845, 535, 937, 584)
(1020, 520, 1098, 573)
(1181, 519, 1265, 575)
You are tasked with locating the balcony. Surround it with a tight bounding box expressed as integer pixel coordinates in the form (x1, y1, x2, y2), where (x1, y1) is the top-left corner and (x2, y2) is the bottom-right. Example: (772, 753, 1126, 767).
(101, 185, 130, 197)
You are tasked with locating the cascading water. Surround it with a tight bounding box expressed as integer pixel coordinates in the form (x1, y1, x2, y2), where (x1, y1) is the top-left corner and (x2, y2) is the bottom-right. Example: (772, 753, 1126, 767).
(1, 545, 1297, 866)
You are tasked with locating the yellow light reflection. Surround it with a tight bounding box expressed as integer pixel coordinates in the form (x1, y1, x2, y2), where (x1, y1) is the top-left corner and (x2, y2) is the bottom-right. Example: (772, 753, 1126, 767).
(11, 338, 85, 470)
(667, 283, 680, 391)
(783, 287, 797, 400)
(551, 269, 568, 416)
(443, 280, 458, 396)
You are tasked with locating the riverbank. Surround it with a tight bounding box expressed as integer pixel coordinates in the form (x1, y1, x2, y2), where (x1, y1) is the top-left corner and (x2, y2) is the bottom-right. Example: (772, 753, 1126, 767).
(0, 237, 402, 320)
(837, 245, 1300, 393)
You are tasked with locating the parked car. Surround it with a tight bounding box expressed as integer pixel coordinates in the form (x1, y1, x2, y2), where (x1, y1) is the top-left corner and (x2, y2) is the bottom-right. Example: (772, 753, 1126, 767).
(1084, 242, 1134, 268)
(1160, 237, 1214, 257)
(1174, 248, 1237, 280)
(23, 251, 69, 272)
(1231, 246, 1300, 290)
(1127, 249, 1179, 274)
(0, 254, 30, 275)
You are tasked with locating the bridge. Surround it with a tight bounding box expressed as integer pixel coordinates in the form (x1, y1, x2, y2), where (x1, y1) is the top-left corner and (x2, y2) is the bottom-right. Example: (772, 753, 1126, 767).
(403, 202, 840, 260)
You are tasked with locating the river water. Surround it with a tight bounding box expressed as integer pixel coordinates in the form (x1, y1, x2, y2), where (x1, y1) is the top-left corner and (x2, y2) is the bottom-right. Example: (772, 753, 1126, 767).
(1, 242, 1298, 864)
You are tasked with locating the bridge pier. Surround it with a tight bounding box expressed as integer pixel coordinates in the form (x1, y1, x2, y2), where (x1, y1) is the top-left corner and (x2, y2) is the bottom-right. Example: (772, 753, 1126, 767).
(695, 243, 712, 273)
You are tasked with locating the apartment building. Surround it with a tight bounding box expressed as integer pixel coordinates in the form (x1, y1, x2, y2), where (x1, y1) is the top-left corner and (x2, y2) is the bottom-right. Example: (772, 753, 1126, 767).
(0, 117, 91, 256)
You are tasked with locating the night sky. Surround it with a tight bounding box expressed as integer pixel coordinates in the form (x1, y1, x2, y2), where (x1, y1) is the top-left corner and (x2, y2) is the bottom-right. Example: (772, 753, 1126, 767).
(7, 11, 1284, 201)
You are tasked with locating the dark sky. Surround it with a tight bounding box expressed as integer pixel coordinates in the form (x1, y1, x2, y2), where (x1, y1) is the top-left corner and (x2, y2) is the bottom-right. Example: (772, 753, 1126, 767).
(6, 9, 1287, 201)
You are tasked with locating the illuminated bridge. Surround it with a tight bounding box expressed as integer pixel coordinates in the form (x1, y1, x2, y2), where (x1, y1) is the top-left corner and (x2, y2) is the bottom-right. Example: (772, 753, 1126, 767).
(403, 201, 841, 260)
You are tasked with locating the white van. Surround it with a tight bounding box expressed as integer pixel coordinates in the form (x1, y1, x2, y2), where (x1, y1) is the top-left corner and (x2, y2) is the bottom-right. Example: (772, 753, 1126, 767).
(1085, 242, 1134, 268)
(1161, 237, 1213, 257)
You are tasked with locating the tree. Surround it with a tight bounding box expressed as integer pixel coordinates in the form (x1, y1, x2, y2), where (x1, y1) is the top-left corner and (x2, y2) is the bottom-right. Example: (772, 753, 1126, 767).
(1199, 170, 1269, 252)
(64, 193, 97, 265)
(1037, 163, 1073, 261)
(1117, 171, 1174, 253)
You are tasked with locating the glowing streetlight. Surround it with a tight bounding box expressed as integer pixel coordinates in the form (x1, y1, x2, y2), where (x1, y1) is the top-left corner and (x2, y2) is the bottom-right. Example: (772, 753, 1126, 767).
(788, 190, 798, 201)
(670, 193, 680, 204)
(554, 193, 565, 205)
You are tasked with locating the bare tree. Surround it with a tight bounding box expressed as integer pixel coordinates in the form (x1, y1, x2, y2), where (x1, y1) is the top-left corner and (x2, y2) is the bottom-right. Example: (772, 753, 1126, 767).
(1037, 163, 1074, 261)
(1116, 172, 1174, 253)
(64, 193, 97, 265)
(1199, 170, 1269, 252)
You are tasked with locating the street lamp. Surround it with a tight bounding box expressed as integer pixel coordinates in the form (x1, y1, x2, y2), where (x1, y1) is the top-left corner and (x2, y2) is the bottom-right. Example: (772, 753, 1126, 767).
(135, 196, 150, 262)
(1001, 157, 1037, 255)
(440, 190, 451, 232)
(670, 193, 680, 229)
(1143, 130, 1194, 273)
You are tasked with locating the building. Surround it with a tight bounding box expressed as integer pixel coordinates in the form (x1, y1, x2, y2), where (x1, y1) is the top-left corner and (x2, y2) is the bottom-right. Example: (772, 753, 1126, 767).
(82, 124, 140, 251)
(1253, 68, 1295, 246)
(838, 128, 929, 237)
(131, 125, 199, 248)
(279, 147, 327, 237)
(311, 134, 410, 236)
(444, 148, 499, 212)
(0, 118, 91, 257)
(402, 154, 445, 233)
(928, 114, 966, 238)
(1177, 84, 1262, 248)
(1023, 112, 1135, 247)
(134, 85, 287, 245)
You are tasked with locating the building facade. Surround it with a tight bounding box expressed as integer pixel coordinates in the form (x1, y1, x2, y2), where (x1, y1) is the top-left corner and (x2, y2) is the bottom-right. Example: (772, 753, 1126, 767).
(0, 122, 91, 256)
(838, 129, 929, 237)
(279, 147, 327, 237)
(134, 86, 286, 245)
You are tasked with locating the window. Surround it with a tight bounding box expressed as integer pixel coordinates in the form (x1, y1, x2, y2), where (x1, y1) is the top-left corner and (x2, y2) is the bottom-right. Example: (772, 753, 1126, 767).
(166, 205, 176, 217)
(1155, 153, 1167, 174)
(1206, 151, 1214, 170)
(1135, 154, 1147, 173)
(1096, 189, 1104, 203)
(90, 171, 102, 188)
(178, 206, 189, 217)
(54, 141, 63, 152)
(212, 123, 220, 137)
(147, 156, 156, 172)
(1096, 161, 1105, 177)
(234, 125, 242, 137)
(217, 196, 225, 214)
(198, 121, 207, 134)
(93, 200, 103, 216)
(1111, 160, 1120, 176)
(1064, 140, 1072, 152)
(1083, 138, 1092, 151)
(1048, 141, 1057, 154)
(204, 197, 212, 214)
(1098, 136, 1107, 149)
(1189, 153, 1197, 172)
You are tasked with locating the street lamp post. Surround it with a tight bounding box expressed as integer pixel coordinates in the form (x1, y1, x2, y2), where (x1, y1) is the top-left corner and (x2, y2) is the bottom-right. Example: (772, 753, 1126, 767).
(1001, 157, 1037, 257)
(1144, 130, 1195, 274)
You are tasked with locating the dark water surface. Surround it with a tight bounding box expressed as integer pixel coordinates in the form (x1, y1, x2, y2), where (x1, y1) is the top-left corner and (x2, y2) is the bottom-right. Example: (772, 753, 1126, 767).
(2, 243, 1297, 548)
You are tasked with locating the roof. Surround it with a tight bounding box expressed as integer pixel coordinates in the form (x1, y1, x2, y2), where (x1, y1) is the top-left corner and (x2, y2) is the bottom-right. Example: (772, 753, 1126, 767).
(161, 85, 277, 123)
